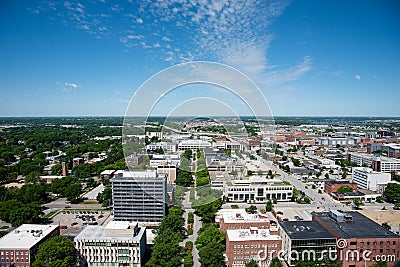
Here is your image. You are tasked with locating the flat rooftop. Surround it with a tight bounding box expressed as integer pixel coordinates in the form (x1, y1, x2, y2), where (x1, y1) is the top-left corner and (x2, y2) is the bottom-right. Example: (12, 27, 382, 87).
(313, 211, 399, 239)
(0, 224, 59, 249)
(279, 221, 335, 240)
(74, 224, 145, 242)
(227, 228, 282, 242)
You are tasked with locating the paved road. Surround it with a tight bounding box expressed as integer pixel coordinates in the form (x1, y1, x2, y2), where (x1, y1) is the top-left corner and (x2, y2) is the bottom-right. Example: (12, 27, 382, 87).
(255, 155, 352, 212)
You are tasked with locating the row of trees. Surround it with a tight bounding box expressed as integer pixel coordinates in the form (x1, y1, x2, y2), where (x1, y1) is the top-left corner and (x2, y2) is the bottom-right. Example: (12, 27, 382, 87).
(147, 207, 185, 267)
(195, 223, 226, 267)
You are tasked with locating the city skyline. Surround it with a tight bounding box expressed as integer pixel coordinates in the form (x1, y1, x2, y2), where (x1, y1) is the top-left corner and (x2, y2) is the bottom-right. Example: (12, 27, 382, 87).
(0, 0, 399, 117)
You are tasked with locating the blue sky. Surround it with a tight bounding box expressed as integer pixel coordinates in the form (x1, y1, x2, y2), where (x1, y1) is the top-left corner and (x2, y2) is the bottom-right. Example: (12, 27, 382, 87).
(0, 0, 399, 117)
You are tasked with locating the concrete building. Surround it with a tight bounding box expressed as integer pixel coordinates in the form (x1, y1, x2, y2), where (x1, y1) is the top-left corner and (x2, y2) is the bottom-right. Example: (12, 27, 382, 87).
(226, 227, 282, 267)
(348, 152, 374, 167)
(372, 156, 400, 173)
(156, 162, 177, 184)
(317, 137, 356, 147)
(0, 224, 60, 267)
(125, 154, 144, 167)
(385, 144, 400, 158)
(225, 177, 293, 203)
(177, 139, 211, 151)
(149, 154, 180, 168)
(352, 167, 391, 193)
(146, 142, 177, 153)
(39, 175, 64, 183)
(279, 221, 337, 266)
(111, 170, 167, 223)
(313, 210, 400, 267)
(74, 221, 146, 267)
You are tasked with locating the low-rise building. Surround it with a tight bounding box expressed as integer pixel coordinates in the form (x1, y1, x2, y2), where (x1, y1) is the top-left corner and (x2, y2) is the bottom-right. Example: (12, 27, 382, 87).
(225, 177, 293, 203)
(157, 162, 178, 184)
(279, 221, 337, 266)
(226, 227, 282, 267)
(324, 180, 358, 195)
(0, 224, 60, 267)
(216, 209, 276, 233)
(313, 210, 400, 267)
(146, 142, 177, 153)
(74, 221, 146, 267)
(125, 154, 144, 167)
(178, 140, 211, 151)
(372, 156, 400, 173)
(149, 154, 180, 168)
(348, 152, 374, 167)
(352, 167, 391, 193)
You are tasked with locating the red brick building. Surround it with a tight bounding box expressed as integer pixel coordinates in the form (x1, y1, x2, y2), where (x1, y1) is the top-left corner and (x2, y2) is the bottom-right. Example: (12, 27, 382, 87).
(226, 227, 282, 267)
(324, 180, 358, 195)
(0, 224, 60, 267)
(313, 211, 400, 267)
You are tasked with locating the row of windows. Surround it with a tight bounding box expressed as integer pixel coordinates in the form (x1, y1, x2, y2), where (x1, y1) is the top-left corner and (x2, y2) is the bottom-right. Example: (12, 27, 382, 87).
(0, 252, 28, 256)
(84, 242, 139, 247)
(357, 241, 396, 247)
(233, 243, 278, 249)
(1, 257, 29, 262)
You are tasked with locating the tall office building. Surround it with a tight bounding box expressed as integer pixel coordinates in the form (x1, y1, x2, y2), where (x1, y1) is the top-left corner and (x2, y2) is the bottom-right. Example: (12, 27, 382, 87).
(111, 170, 167, 223)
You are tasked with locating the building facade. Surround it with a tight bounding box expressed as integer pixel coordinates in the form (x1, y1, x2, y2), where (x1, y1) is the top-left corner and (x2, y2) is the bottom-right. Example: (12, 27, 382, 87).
(352, 167, 391, 193)
(324, 180, 358, 195)
(313, 210, 400, 267)
(226, 227, 282, 267)
(111, 170, 167, 223)
(0, 224, 60, 267)
(74, 221, 146, 267)
(225, 177, 293, 203)
(279, 221, 337, 266)
(372, 156, 400, 173)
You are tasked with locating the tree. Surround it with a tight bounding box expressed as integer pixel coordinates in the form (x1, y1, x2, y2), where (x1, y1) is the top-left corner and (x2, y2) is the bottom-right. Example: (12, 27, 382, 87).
(65, 183, 81, 203)
(246, 205, 257, 214)
(371, 261, 388, 267)
(337, 186, 353, 193)
(325, 173, 330, 179)
(246, 259, 259, 267)
(384, 183, 400, 203)
(176, 170, 193, 187)
(32, 236, 77, 267)
(147, 230, 184, 267)
(9, 203, 43, 227)
(96, 188, 112, 207)
(17, 183, 47, 204)
(376, 196, 384, 203)
(270, 257, 283, 267)
(196, 224, 225, 267)
(198, 240, 225, 267)
(266, 200, 273, 212)
(382, 222, 391, 230)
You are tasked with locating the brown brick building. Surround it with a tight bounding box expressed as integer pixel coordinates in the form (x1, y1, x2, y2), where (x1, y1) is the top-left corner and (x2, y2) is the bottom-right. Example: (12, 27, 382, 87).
(312, 211, 400, 267)
(226, 227, 282, 267)
(324, 180, 358, 195)
(0, 224, 60, 267)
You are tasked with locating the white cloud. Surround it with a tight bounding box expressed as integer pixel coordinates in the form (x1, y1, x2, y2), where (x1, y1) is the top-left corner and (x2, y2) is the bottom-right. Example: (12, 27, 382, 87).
(38, 0, 310, 87)
(354, 74, 361, 81)
(63, 82, 78, 92)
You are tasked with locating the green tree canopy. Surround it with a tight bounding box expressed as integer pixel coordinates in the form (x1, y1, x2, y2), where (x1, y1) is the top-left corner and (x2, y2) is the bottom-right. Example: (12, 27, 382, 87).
(32, 236, 77, 267)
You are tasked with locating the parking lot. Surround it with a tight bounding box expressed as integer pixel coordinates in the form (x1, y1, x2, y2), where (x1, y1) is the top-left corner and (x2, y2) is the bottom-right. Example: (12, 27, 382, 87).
(47, 209, 111, 238)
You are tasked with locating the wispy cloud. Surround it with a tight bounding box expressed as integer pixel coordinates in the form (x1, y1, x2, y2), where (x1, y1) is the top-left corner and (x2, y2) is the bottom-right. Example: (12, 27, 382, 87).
(35, 0, 311, 87)
(63, 82, 78, 92)
(354, 74, 361, 81)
